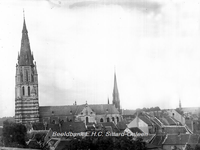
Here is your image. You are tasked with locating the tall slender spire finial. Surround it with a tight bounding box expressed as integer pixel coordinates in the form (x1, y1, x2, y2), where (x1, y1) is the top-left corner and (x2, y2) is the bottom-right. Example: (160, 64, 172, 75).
(23, 9, 25, 19)
(179, 98, 182, 109)
(22, 9, 28, 34)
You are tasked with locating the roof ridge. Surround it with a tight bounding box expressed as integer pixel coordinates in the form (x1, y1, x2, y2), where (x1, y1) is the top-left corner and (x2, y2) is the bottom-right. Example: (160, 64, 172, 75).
(162, 134, 168, 145)
(169, 116, 178, 124)
(40, 104, 85, 107)
(184, 125, 193, 134)
(155, 117, 163, 127)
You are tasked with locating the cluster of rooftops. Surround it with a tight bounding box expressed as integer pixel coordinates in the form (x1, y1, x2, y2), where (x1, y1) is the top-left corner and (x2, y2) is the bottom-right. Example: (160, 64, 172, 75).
(27, 108, 200, 149)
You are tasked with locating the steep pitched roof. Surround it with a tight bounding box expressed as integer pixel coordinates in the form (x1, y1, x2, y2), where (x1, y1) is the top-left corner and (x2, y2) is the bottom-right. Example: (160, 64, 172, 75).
(166, 116, 177, 125)
(90, 104, 119, 115)
(139, 115, 154, 126)
(185, 120, 193, 131)
(152, 117, 163, 127)
(163, 126, 188, 134)
(39, 105, 82, 117)
(163, 134, 190, 145)
(151, 135, 166, 146)
(39, 104, 119, 117)
(140, 134, 156, 143)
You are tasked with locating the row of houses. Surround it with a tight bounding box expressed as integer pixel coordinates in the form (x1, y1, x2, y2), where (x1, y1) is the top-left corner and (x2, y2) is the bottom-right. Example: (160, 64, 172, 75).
(23, 107, 200, 149)
(123, 109, 200, 134)
(150, 134, 200, 150)
(27, 121, 200, 150)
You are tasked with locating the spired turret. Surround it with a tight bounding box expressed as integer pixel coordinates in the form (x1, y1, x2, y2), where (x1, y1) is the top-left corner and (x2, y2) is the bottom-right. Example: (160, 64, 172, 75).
(15, 12, 39, 124)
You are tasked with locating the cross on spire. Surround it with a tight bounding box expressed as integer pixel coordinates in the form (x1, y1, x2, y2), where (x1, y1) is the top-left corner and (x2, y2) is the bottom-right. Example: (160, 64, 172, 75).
(23, 9, 25, 19)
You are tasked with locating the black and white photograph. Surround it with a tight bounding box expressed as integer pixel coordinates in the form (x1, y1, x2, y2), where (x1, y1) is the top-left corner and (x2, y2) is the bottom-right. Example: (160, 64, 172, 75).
(0, 0, 200, 149)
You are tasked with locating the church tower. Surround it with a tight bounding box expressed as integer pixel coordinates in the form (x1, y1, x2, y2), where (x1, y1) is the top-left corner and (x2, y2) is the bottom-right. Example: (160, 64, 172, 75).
(112, 72, 121, 112)
(15, 14, 39, 124)
(179, 99, 182, 110)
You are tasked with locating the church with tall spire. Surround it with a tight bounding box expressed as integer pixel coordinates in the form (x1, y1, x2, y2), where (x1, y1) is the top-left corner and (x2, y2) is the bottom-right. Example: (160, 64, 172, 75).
(15, 13, 39, 124)
(15, 12, 122, 125)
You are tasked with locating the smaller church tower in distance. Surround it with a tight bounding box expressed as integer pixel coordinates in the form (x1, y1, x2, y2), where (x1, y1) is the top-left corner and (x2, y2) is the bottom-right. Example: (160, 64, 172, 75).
(179, 99, 182, 110)
(15, 13, 39, 124)
(112, 72, 121, 113)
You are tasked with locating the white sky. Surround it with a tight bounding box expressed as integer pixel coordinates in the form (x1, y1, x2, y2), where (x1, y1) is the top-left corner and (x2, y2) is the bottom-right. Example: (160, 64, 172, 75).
(0, 0, 200, 117)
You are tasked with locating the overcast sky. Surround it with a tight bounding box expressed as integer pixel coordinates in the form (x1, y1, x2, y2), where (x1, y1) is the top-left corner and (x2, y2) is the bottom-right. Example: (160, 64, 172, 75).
(0, 0, 200, 117)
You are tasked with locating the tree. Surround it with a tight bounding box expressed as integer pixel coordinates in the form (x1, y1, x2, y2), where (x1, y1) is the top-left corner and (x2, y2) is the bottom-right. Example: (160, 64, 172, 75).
(2, 120, 27, 148)
(67, 136, 146, 150)
(195, 144, 200, 150)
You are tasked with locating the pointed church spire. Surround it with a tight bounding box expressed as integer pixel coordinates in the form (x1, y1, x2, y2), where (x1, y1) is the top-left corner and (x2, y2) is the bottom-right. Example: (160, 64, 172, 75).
(22, 10, 28, 34)
(113, 72, 119, 95)
(112, 71, 120, 112)
(179, 99, 182, 110)
(18, 11, 33, 66)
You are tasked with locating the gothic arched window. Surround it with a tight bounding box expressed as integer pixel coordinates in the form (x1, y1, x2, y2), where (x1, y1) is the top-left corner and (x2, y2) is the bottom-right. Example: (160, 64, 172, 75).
(112, 117, 115, 122)
(31, 73, 34, 82)
(21, 72, 23, 82)
(86, 117, 89, 124)
(26, 70, 28, 82)
(107, 117, 110, 122)
(22, 87, 25, 96)
(100, 118, 103, 122)
(28, 86, 30, 96)
(116, 117, 119, 122)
